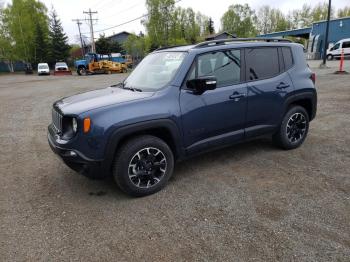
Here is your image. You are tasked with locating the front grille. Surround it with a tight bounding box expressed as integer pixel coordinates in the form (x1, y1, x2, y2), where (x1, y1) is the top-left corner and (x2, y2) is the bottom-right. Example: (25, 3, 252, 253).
(52, 108, 63, 133)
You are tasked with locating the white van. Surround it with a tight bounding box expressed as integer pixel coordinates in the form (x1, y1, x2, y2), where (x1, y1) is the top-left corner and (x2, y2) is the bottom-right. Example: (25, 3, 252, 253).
(327, 38, 350, 60)
(37, 63, 50, 75)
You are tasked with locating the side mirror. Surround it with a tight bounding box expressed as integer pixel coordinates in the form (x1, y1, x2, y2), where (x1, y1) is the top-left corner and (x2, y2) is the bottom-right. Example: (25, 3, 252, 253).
(186, 76, 217, 95)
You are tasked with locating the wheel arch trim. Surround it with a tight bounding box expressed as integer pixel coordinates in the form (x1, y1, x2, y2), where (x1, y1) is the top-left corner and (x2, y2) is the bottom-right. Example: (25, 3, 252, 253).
(283, 90, 317, 121)
(102, 119, 184, 172)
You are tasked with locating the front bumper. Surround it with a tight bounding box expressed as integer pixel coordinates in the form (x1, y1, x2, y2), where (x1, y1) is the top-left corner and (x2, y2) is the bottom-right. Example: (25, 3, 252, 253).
(38, 71, 50, 75)
(47, 126, 106, 179)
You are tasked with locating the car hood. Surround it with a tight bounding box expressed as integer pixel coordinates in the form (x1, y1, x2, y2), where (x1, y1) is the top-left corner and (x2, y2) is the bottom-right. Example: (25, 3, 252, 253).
(54, 87, 154, 115)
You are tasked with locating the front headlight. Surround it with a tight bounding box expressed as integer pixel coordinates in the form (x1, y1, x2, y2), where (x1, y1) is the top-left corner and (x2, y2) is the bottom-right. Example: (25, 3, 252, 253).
(61, 116, 78, 140)
(72, 118, 78, 133)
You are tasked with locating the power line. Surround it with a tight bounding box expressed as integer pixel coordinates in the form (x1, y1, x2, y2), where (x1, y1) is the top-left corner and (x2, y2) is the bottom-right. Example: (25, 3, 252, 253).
(84, 0, 182, 35)
(94, 14, 148, 34)
(72, 19, 85, 57)
(83, 9, 98, 53)
(100, 2, 143, 21)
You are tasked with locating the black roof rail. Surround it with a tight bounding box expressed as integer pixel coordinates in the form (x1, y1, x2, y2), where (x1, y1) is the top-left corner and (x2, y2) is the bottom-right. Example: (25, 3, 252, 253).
(154, 44, 191, 51)
(194, 37, 292, 48)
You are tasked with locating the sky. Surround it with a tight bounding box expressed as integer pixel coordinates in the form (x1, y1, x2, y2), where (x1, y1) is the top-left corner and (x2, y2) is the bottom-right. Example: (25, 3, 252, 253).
(4, 0, 349, 43)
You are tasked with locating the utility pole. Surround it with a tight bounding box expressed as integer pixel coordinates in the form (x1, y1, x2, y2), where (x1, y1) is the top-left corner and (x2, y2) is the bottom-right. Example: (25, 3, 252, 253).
(72, 19, 85, 57)
(83, 9, 98, 53)
(322, 0, 331, 66)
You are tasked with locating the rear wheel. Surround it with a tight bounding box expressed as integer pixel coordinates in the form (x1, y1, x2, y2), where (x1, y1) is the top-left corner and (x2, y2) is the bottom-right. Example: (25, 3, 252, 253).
(113, 135, 174, 197)
(273, 105, 309, 150)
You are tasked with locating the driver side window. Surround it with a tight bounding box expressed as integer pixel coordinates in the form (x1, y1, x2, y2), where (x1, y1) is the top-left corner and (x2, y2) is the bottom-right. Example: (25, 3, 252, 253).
(188, 49, 241, 88)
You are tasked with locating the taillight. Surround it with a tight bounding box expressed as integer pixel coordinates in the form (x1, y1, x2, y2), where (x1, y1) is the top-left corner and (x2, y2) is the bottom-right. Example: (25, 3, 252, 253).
(310, 73, 316, 85)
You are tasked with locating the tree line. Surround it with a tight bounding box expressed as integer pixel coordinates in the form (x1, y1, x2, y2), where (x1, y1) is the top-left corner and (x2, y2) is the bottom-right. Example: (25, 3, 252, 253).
(0, 0, 70, 71)
(1, 0, 350, 71)
(123, 0, 350, 57)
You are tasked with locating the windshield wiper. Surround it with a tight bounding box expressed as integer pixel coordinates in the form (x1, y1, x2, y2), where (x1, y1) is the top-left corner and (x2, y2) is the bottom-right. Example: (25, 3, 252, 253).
(122, 86, 143, 92)
(110, 82, 142, 92)
(110, 82, 124, 88)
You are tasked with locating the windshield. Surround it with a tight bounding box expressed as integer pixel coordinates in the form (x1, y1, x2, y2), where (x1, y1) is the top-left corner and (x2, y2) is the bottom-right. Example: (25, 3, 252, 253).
(124, 52, 186, 91)
(56, 63, 67, 67)
(331, 43, 340, 50)
(38, 65, 48, 69)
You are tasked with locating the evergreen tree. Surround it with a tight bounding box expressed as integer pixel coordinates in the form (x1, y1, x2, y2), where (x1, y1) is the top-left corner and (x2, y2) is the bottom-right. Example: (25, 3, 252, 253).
(95, 34, 112, 54)
(48, 8, 70, 65)
(34, 21, 48, 64)
(96, 34, 123, 54)
(207, 17, 214, 34)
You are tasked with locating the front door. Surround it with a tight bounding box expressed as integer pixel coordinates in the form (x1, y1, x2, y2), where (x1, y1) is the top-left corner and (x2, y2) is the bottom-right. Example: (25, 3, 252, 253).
(180, 49, 247, 154)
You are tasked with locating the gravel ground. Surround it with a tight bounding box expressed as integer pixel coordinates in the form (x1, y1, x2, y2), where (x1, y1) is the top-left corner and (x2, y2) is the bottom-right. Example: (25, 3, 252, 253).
(1, 61, 349, 261)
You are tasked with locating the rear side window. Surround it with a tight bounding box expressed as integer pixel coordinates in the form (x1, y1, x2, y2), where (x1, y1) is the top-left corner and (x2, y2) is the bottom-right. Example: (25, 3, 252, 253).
(189, 49, 241, 87)
(343, 41, 350, 48)
(246, 47, 279, 81)
(282, 47, 294, 70)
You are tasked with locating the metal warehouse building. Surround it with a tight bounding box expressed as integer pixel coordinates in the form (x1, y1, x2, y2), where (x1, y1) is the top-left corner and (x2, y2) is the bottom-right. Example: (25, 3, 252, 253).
(259, 16, 350, 59)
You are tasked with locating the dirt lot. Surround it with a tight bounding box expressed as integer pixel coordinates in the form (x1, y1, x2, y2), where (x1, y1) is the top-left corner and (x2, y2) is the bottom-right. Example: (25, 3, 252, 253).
(1, 61, 349, 261)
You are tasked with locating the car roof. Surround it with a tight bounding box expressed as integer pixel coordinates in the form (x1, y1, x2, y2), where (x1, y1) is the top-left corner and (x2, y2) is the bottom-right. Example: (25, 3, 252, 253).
(155, 38, 298, 54)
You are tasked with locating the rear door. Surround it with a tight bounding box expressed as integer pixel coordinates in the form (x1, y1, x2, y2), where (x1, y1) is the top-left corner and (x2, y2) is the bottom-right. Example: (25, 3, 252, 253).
(245, 46, 294, 137)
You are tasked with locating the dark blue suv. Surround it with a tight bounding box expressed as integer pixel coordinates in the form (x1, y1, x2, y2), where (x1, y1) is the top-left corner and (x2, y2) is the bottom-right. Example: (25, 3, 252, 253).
(48, 38, 317, 197)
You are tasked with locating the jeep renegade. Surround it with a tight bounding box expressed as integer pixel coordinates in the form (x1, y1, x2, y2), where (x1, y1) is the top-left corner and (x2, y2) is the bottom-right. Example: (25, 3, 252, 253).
(48, 38, 317, 197)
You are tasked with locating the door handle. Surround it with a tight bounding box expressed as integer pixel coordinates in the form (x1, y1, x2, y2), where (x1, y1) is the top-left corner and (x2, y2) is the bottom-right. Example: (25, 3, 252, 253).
(229, 92, 245, 101)
(276, 82, 290, 89)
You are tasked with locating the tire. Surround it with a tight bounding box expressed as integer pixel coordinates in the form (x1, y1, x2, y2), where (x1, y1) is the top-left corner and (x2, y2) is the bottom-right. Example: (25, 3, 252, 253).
(273, 105, 309, 150)
(77, 67, 86, 76)
(327, 54, 334, 61)
(113, 135, 174, 197)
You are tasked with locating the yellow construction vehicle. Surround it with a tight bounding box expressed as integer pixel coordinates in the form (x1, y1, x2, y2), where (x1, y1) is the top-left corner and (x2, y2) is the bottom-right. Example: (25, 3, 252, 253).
(88, 59, 127, 74)
(75, 53, 128, 75)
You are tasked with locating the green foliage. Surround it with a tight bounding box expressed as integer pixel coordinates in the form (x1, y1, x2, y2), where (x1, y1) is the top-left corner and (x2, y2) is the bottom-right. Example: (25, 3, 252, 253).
(143, 0, 209, 49)
(48, 8, 70, 64)
(95, 34, 123, 54)
(1, 0, 48, 64)
(256, 6, 290, 34)
(34, 21, 48, 64)
(312, 2, 332, 21)
(221, 4, 257, 37)
(337, 7, 350, 18)
(123, 34, 148, 59)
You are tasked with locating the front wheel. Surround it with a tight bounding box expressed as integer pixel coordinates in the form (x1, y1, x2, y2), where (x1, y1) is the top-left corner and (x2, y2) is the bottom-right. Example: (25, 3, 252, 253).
(113, 135, 174, 197)
(273, 106, 309, 150)
(77, 67, 87, 76)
